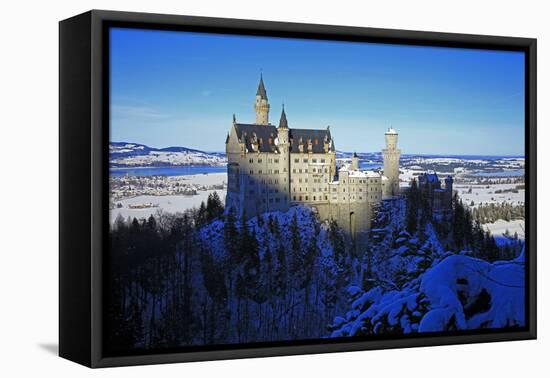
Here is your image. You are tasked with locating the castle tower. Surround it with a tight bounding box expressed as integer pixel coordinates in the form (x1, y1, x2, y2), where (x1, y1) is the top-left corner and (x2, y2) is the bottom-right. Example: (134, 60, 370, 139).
(382, 127, 401, 196)
(351, 152, 359, 170)
(254, 74, 270, 125)
(277, 105, 291, 208)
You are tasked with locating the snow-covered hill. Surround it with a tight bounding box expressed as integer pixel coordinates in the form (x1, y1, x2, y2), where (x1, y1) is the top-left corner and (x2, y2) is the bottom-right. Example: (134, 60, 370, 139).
(328, 200, 525, 337)
(110, 142, 227, 167)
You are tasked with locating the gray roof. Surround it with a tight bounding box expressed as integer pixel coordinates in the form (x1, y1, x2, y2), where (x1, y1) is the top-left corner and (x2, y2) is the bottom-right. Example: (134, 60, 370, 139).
(234, 123, 279, 153)
(289, 128, 332, 153)
(233, 123, 333, 154)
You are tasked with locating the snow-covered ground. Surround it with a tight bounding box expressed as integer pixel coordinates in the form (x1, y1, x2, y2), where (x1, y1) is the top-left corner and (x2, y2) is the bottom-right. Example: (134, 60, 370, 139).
(484, 219, 525, 239)
(111, 150, 226, 167)
(110, 172, 227, 222)
(455, 183, 524, 207)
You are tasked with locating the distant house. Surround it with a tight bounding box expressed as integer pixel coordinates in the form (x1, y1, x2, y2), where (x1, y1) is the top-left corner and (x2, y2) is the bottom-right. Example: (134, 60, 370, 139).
(418, 172, 453, 220)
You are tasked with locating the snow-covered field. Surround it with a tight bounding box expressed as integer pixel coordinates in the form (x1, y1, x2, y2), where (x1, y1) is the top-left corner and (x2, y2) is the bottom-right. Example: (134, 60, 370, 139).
(455, 183, 524, 207)
(110, 172, 227, 222)
(484, 219, 524, 239)
(111, 150, 226, 167)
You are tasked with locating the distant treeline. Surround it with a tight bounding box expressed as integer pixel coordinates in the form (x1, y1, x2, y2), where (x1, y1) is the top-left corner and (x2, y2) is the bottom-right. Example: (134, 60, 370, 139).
(471, 202, 525, 224)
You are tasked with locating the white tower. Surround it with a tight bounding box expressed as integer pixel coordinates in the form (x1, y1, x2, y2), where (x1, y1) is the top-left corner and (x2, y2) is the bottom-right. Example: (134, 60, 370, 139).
(254, 74, 270, 125)
(382, 127, 401, 196)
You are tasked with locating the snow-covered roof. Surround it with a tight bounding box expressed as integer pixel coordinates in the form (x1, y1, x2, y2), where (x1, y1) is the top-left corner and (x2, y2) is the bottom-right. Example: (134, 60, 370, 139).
(348, 170, 381, 178)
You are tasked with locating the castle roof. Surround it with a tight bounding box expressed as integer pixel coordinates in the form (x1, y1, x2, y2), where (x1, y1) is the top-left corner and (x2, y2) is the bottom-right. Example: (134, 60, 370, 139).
(419, 172, 439, 184)
(233, 123, 333, 154)
(289, 128, 332, 153)
(256, 75, 268, 100)
(234, 123, 278, 153)
(385, 127, 398, 135)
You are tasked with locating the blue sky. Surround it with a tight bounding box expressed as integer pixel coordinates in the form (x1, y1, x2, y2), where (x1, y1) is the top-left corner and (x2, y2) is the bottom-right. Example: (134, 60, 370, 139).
(110, 27, 525, 155)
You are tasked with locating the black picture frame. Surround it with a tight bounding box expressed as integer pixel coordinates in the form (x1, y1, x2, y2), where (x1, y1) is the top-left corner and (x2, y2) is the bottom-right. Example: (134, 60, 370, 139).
(59, 9, 537, 368)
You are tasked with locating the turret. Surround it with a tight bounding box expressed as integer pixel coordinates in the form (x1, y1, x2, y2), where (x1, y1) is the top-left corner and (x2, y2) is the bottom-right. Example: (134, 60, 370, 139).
(382, 127, 401, 196)
(351, 152, 359, 170)
(277, 105, 289, 146)
(254, 74, 270, 125)
(445, 175, 453, 192)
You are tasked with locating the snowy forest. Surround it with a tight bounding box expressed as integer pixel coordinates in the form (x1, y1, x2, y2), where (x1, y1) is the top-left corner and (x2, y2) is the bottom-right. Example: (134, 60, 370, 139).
(106, 184, 526, 356)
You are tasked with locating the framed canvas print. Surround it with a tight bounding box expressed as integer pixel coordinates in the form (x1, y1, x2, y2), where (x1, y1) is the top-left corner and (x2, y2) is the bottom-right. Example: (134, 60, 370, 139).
(59, 10, 537, 368)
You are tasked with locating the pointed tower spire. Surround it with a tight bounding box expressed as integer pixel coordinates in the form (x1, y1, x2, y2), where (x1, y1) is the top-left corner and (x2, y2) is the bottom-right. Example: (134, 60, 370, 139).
(279, 104, 288, 128)
(255, 73, 270, 125)
(256, 73, 268, 100)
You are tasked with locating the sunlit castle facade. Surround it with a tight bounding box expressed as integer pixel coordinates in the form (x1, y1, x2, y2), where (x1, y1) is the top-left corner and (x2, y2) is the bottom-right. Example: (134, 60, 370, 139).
(225, 76, 401, 236)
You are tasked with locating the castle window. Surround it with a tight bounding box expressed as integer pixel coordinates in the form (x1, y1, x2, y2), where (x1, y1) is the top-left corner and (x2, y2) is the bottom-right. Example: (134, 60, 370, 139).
(269, 138, 273, 145)
(305, 179, 308, 183)
(259, 170, 263, 174)
(293, 169, 296, 173)
(249, 158, 253, 163)
(343, 188, 346, 192)
(303, 158, 308, 163)
(269, 198, 273, 203)
(274, 158, 279, 163)
(258, 159, 262, 163)
(299, 196, 302, 201)
(283, 168, 287, 172)
(325, 196, 328, 200)
(312, 158, 317, 163)
(314, 139, 318, 145)
(321, 159, 326, 163)
(294, 158, 299, 163)
(305, 169, 308, 173)
(299, 169, 302, 173)
(325, 168, 328, 173)
(313, 196, 316, 200)
(259, 138, 263, 144)
(275, 198, 280, 203)
(305, 196, 309, 201)
(293, 196, 296, 201)
(250, 170, 253, 175)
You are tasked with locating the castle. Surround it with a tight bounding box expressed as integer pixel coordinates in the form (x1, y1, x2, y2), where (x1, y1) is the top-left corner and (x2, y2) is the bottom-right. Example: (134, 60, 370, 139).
(225, 76, 401, 237)
(418, 172, 454, 220)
